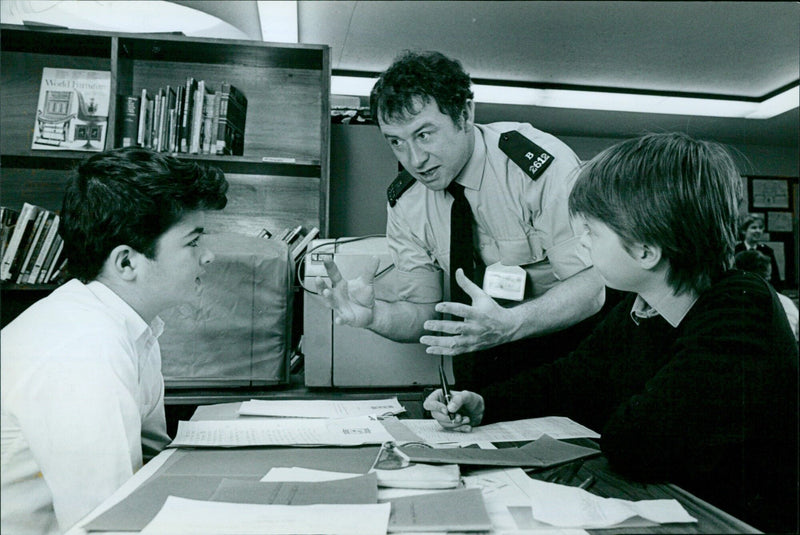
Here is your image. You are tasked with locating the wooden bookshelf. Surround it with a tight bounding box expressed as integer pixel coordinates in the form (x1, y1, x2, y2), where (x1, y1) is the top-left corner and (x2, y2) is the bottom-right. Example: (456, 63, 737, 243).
(1, 24, 330, 299)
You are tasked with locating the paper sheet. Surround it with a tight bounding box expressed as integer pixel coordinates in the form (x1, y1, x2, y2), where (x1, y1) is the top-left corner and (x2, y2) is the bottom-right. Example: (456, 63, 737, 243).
(238, 398, 405, 418)
(209, 474, 379, 505)
(261, 467, 362, 482)
(387, 488, 493, 532)
(526, 478, 697, 528)
(463, 468, 540, 531)
(169, 415, 394, 447)
(399, 434, 600, 467)
(398, 416, 600, 444)
(139, 496, 391, 535)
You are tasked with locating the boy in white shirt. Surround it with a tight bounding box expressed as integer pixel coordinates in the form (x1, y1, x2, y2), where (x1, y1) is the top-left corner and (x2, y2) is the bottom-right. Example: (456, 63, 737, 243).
(1, 147, 228, 534)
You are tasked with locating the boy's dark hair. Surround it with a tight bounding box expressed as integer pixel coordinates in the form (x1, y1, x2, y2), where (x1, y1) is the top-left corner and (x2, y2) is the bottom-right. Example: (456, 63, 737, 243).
(569, 132, 742, 295)
(370, 50, 474, 127)
(61, 147, 228, 282)
(734, 249, 772, 280)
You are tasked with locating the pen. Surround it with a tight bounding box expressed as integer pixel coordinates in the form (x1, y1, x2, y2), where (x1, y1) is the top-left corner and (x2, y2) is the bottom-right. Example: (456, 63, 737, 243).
(439, 357, 455, 420)
(578, 476, 596, 490)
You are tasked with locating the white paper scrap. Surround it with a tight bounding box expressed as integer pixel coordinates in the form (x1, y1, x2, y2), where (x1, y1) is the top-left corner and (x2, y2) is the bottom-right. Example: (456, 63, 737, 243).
(139, 496, 391, 535)
(399, 416, 600, 444)
(169, 415, 394, 447)
(239, 398, 405, 419)
(526, 478, 697, 528)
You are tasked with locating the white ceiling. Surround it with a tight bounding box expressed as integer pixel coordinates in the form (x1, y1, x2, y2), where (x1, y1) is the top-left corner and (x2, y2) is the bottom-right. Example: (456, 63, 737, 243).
(293, 0, 798, 148)
(4, 1, 798, 148)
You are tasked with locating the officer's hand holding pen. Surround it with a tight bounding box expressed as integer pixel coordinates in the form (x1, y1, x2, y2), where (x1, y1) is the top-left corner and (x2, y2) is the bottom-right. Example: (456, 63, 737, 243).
(423, 388, 485, 432)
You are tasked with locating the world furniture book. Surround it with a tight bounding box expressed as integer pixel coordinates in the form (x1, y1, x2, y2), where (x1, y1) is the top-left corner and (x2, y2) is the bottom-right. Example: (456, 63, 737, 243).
(31, 67, 111, 152)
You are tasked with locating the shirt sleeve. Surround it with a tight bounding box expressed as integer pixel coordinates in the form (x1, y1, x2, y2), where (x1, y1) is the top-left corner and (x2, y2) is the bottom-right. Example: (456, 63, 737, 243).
(9, 336, 146, 531)
(518, 126, 592, 281)
(385, 201, 443, 304)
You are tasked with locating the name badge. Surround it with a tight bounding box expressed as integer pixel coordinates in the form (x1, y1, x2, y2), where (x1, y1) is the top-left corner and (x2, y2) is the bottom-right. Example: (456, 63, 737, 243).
(482, 262, 526, 301)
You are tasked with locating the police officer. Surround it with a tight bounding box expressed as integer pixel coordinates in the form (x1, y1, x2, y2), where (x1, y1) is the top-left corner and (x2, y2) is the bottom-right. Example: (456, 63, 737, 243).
(318, 51, 606, 389)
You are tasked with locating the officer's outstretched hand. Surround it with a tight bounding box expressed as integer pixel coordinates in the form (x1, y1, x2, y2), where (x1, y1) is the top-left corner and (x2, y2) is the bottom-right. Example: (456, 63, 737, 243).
(315, 257, 380, 329)
(423, 388, 485, 432)
(420, 268, 521, 355)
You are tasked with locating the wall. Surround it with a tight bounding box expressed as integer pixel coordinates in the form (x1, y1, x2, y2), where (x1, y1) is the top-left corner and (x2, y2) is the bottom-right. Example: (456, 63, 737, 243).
(329, 120, 798, 237)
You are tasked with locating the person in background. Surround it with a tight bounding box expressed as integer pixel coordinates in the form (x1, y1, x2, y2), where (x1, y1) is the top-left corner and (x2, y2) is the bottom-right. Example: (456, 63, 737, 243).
(1, 147, 228, 534)
(734, 249, 798, 340)
(734, 214, 781, 289)
(424, 132, 798, 533)
(317, 50, 607, 390)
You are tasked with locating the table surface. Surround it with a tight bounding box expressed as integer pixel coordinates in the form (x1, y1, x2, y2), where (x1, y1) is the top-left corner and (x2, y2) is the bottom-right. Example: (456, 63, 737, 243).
(67, 399, 761, 535)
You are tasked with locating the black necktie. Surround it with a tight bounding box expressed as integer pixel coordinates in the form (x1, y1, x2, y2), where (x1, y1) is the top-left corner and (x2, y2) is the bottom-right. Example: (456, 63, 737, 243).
(447, 182, 475, 306)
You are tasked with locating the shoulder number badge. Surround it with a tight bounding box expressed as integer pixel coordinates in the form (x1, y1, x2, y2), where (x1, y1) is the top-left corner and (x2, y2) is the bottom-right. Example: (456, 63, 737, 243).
(499, 130, 555, 181)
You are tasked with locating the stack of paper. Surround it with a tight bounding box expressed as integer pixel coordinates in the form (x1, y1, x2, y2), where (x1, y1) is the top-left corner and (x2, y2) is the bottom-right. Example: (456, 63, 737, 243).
(169, 415, 394, 447)
(238, 398, 406, 418)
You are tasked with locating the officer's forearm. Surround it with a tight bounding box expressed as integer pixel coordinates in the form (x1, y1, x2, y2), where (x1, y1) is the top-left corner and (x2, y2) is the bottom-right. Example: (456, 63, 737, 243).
(367, 299, 438, 343)
(508, 267, 605, 341)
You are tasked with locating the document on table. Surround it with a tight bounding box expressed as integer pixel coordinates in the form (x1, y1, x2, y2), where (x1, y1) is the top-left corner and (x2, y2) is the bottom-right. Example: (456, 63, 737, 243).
(169, 415, 395, 447)
(526, 478, 697, 529)
(139, 497, 391, 535)
(238, 398, 406, 418)
(399, 434, 600, 467)
(398, 416, 600, 444)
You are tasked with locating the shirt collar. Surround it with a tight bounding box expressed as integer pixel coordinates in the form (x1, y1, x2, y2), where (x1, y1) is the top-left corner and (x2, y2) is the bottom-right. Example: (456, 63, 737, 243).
(630, 288, 698, 328)
(453, 125, 485, 191)
(85, 280, 164, 342)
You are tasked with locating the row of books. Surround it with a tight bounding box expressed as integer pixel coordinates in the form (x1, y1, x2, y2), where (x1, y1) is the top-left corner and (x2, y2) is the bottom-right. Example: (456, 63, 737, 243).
(256, 225, 319, 262)
(120, 79, 247, 156)
(1, 204, 67, 284)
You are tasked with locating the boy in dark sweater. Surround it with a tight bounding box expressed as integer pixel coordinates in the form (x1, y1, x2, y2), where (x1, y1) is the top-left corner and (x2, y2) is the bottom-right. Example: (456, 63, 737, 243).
(424, 132, 798, 533)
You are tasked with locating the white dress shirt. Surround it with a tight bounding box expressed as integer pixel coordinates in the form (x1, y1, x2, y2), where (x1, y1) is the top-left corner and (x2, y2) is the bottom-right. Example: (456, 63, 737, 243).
(1, 280, 169, 534)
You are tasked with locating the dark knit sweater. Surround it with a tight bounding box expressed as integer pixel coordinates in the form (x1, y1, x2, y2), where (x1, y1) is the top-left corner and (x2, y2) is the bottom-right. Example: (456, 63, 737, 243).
(479, 270, 798, 533)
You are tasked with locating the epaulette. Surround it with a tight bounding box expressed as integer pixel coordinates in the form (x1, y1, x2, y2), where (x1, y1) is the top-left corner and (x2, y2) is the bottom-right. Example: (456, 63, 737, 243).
(498, 130, 554, 180)
(387, 170, 416, 207)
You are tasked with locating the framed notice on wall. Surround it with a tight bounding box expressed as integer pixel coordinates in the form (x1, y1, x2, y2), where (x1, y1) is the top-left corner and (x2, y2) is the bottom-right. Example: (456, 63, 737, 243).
(751, 178, 789, 209)
(744, 176, 798, 291)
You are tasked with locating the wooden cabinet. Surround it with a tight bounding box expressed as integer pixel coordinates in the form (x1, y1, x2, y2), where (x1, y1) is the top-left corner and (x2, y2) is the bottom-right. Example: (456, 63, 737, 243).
(1, 24, 330, 319)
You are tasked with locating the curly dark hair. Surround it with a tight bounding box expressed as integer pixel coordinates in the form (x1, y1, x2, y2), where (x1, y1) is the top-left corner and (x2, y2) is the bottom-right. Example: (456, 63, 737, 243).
(61, 146, 228, 282)
(370, 50, 474, 126)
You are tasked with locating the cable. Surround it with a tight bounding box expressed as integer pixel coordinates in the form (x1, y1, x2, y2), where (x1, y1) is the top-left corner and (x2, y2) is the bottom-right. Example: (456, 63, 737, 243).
(295, 234, 394, 295)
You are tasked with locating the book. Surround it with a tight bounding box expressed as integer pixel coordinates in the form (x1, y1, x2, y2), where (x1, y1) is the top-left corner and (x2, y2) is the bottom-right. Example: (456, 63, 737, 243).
(201, 92, 216, 154)
(165, 86, 178, 153)
(119, 95, 140, 148)
(171, 85, 184, 152)
(1, 204, 36, 280)
(180, 77, 197, 153)
(151, 87, 163, 151)
(189, 80, 210, 154)
(2, 204, 45, 281)
(291, 226, 320, 262)
(137, 88, 153, 147)
(15, 210, 48, 283)
(29, 213, 60, 284)
(31, 67, 110, 151)
(41, 236, 64, 284)
(215, 82, 247, 156)
(1, 207, 20, 261)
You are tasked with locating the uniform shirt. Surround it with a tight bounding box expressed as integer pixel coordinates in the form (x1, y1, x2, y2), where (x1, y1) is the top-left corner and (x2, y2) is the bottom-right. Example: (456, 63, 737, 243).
(1, 279, 169, 534)
(386, 122, 590, 303)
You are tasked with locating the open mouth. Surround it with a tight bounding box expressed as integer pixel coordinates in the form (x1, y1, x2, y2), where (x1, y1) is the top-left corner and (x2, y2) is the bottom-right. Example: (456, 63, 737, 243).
(417, 167, 438, 180)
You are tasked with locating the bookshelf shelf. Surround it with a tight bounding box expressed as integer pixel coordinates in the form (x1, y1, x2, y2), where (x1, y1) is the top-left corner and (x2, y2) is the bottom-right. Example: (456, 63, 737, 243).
(1, 23, 331, 321)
